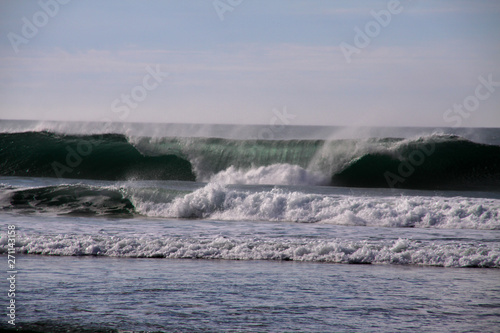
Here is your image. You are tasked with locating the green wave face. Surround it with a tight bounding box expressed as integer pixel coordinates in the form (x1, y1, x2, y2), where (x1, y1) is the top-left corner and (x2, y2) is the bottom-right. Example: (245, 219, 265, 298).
(0, 132, 195, 181)
(331, 137, 500, 190)
(1, 132, 499, 190)
(131, 137, 325, 180)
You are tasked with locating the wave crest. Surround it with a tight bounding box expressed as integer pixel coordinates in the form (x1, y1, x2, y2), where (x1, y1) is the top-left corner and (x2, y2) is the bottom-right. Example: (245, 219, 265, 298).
(2, 181, 499, 229)
(134, 182, 500, 229)
(1, 131, 499, 189)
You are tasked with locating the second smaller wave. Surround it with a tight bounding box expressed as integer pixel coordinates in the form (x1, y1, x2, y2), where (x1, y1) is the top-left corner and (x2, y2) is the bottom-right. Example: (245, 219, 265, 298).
(134, 182, 500, 230)
(3, 181, 499, 230)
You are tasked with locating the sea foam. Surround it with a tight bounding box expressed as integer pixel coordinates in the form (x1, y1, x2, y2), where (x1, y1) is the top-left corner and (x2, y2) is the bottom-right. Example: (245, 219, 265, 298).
(133, 182, 500, 229)
(208, 164, 329, 186)
(4, 233, 498, 268)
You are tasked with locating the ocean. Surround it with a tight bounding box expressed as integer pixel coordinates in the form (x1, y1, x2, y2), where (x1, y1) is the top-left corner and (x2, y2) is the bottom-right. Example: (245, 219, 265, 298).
(0, 120, 499, 332)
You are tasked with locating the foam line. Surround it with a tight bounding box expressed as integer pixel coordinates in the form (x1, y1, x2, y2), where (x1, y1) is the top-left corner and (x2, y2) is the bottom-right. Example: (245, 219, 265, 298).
(3, 234, 498, 268)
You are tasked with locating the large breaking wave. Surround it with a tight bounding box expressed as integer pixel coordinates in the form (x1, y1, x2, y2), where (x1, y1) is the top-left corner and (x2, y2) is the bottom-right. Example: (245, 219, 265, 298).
(1, 131, 500, 190)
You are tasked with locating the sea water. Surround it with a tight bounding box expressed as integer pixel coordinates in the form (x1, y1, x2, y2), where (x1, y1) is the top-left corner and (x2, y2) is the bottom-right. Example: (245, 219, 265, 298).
(0, 121, 499, 332)
(4, 255, 500, 332)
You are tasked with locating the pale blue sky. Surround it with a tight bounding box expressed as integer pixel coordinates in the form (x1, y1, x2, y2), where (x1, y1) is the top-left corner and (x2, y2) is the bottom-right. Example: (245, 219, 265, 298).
(1, 0, 499, 127)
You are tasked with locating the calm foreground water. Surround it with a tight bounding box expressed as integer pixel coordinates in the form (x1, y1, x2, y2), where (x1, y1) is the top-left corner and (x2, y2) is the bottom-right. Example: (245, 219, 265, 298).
(0, 255, 499, 332)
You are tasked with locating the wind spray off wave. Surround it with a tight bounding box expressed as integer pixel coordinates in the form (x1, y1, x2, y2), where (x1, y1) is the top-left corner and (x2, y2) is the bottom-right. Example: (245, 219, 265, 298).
(1, 130, 499, 190)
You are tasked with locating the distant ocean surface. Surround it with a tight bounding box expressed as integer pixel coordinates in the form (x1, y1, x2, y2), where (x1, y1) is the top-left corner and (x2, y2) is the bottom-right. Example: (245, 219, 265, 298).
(1, 120, 499, 332)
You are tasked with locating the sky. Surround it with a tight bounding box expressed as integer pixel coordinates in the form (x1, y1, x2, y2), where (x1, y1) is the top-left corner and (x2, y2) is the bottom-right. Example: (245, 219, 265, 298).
(0, 0, 499, 127)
